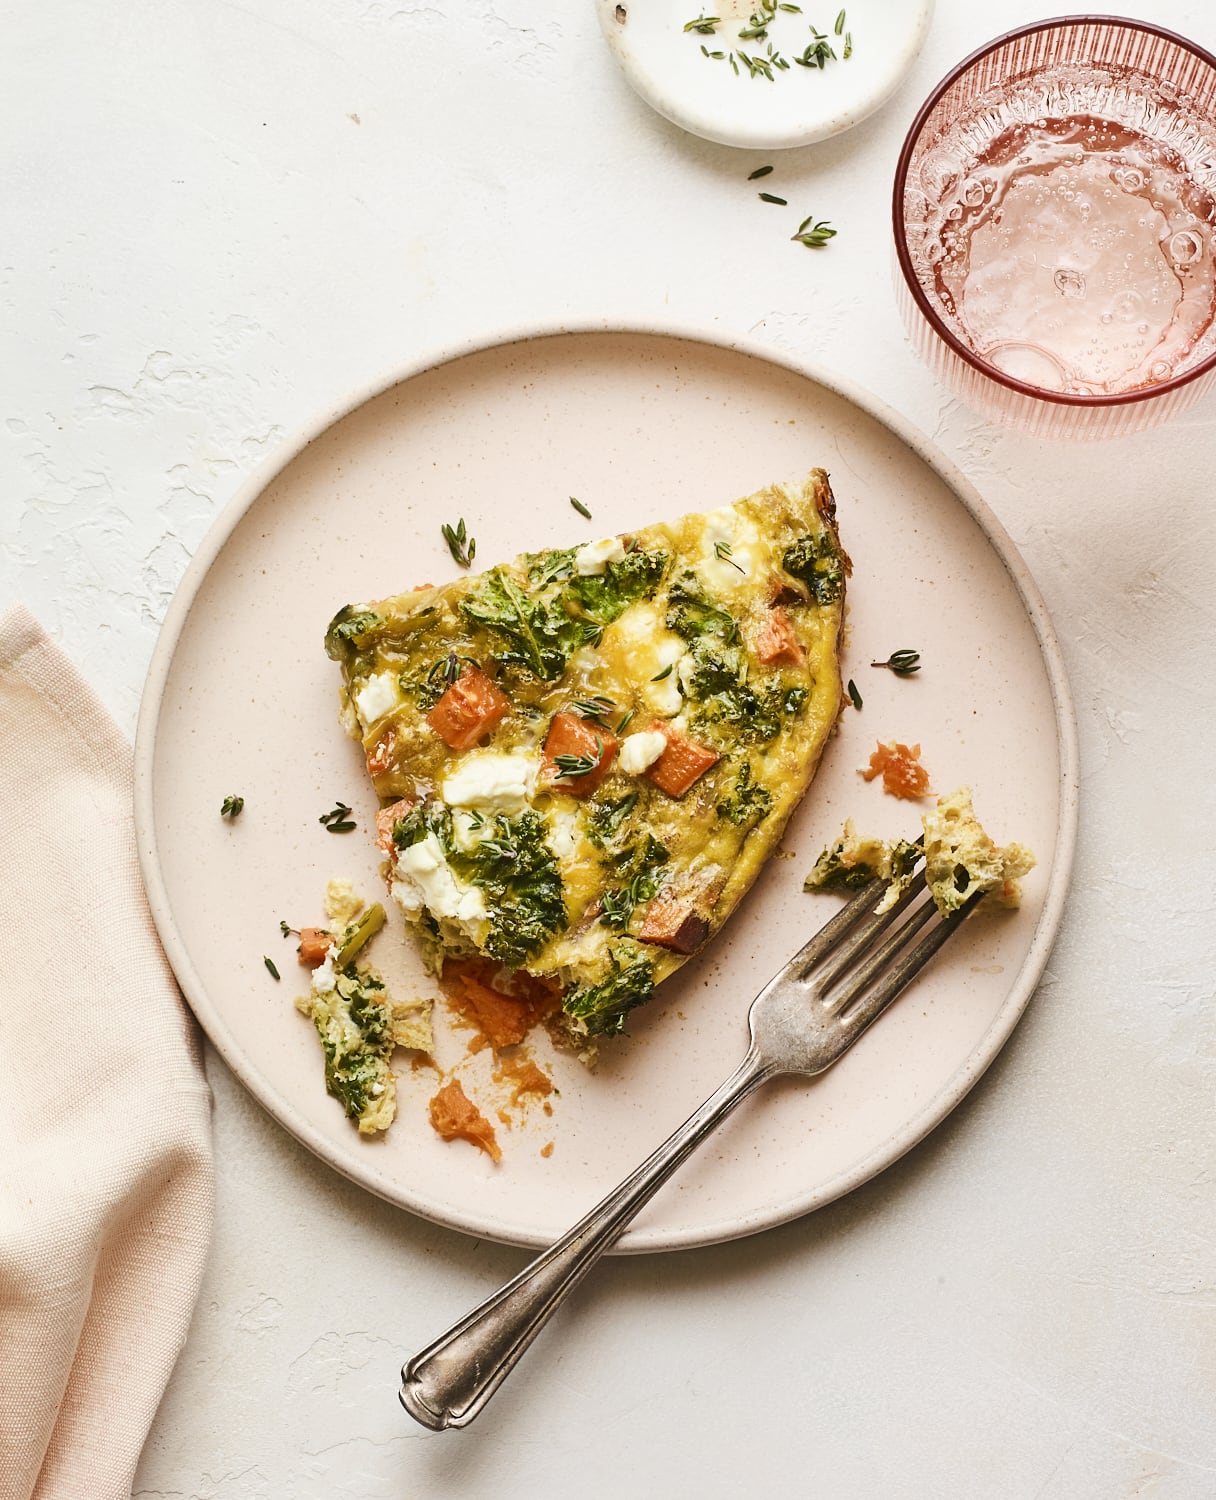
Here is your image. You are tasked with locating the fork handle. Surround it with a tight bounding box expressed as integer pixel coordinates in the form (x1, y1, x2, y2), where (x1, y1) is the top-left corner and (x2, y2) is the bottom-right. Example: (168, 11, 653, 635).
(400, 1046, 772, 1430)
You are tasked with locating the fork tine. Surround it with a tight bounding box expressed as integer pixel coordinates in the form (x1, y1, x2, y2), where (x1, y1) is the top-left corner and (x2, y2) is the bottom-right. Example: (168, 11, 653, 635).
(818, 882, 940, 1013)
(835, 890, 985, 1036)
(782, 873, 895, 977)
(805, 869, 929, 990)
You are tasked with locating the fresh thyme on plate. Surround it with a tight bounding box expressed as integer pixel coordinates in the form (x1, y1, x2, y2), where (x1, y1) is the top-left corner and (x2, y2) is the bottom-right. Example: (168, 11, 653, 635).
(872, 649, 921, 676)
(320, 801, 357, 832)
(441, 517, 476, 568)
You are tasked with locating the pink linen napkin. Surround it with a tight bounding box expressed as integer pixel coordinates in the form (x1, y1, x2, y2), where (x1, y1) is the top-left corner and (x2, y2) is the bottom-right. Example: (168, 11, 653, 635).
(0, 606, 214, 1500)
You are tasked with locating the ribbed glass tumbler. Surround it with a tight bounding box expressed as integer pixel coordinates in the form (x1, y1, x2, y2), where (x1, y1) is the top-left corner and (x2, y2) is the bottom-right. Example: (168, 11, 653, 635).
(894, 16, 1216, 439)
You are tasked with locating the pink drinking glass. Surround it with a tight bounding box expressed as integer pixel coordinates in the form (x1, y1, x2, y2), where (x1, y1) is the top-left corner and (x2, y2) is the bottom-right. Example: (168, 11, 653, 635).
(893, 15, 1216, 439)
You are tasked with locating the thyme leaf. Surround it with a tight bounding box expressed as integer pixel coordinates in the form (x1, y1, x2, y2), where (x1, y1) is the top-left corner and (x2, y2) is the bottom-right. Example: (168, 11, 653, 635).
(264, 956, 281, 981)
(847, 678, 863, 710)
(220, 794, 244, 819)
(748, 164, 774, 180)
(320, 802, 356, 833)
(573, 696, 617, 730)
(569, 495, 592, 519)
(683, 12, 720, 32)
(553, 736, 605, 780)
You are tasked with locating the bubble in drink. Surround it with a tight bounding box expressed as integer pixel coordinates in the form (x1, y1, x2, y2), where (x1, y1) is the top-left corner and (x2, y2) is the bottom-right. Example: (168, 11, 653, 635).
(907, 86, 1216, 396)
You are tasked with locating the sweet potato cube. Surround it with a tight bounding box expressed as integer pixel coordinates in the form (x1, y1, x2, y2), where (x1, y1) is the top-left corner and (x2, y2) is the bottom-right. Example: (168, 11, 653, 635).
(297, 928, 333, 968)
(375, 797, 415, 855)
(428, 1079, 502, 1162)
(753, 605, 804, 666)
(638, 890, 711, 954)
(426, 666, 511, 751)
(644, 722, 719, 799)
(365, 729, 396, 778)
(540, 712, 618, 796)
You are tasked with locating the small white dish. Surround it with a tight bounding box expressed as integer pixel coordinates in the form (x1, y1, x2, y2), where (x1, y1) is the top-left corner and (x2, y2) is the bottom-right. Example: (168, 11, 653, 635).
(597, 0, 933, 149)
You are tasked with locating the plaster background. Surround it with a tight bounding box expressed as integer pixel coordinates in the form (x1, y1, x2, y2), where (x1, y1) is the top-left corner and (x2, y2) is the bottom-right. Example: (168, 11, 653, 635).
(2, 0, 1212, 1494)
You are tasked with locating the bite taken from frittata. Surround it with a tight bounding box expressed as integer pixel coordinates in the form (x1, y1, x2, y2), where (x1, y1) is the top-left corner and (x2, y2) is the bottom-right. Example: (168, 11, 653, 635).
(324, 470, 849, 1040)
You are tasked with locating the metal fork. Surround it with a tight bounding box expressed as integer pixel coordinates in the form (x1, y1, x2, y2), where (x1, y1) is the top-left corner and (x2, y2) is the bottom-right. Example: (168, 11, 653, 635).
(400, 866, 982, 1430)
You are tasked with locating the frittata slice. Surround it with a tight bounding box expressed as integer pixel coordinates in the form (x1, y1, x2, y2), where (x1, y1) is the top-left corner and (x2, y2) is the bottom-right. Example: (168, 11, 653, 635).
(325, 470, 848, 1038)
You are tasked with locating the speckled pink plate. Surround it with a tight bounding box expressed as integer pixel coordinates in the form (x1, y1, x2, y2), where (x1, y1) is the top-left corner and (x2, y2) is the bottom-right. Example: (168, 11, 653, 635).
(135, 324, 1077, 1253)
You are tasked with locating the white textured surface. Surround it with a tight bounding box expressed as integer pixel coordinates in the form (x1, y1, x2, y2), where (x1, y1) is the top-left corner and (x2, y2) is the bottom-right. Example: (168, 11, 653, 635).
(3, 0, 1213, 1493)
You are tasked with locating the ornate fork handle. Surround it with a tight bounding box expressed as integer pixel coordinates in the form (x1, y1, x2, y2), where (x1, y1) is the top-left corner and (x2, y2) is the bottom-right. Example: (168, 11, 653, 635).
(400, 875, 979, 1432)
(400, 1046, 772, 1431)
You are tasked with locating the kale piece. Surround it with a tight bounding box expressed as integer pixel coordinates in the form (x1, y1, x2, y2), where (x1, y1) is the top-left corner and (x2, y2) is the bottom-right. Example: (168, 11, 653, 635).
(664, 570, 740, 642)
(598, 834, 670, 932)
(566, 548, 669, 625)
(781, 532, 845, 604)
(563, 946, 656, 1037)
(456, 811, 567, 968)
(715, 762, 773, 826)
(461, 568, 601, 680)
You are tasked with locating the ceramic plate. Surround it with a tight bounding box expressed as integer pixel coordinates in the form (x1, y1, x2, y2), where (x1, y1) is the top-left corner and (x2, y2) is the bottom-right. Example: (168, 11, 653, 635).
(596, 0, 934, 150)
(135, 325, 1076, 1253)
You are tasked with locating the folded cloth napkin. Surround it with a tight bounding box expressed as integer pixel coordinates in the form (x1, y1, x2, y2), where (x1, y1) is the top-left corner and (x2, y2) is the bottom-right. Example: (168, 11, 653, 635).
(0, 606, 214, 1500)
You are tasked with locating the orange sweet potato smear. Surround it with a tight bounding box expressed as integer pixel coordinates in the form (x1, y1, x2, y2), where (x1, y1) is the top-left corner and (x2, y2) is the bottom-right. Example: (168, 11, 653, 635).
(441, 960, 560, 1051)
(452, 972, 532, 1048)
(426, 666, 511, 751)
(753, 605, 804, 666)
(860, 741, 932, 800)
(493, 1055, 554, 1105)
(428, 1079, 502, 1162)
(645, 722, 720, 799)
(540, 712, 618, 796)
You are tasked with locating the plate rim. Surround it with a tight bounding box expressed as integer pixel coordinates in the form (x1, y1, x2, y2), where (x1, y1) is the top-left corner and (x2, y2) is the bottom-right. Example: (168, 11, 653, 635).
(134, 316, 1079, 1253)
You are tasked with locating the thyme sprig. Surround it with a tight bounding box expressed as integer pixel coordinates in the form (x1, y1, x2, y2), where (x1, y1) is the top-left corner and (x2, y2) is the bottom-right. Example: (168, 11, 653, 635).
(279, 920, 299, 939)
(683, 12, 720, 32)
(714, 540, 746, 572)
(220, 794, 244, 819)
(573, 696, 618, 731)
(441, 517, 476, 568)
(791, 214, 837, 248)
(872, 649, 921, 676)
(427, 652, 479, 690)
(553, 736, 605, 779)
